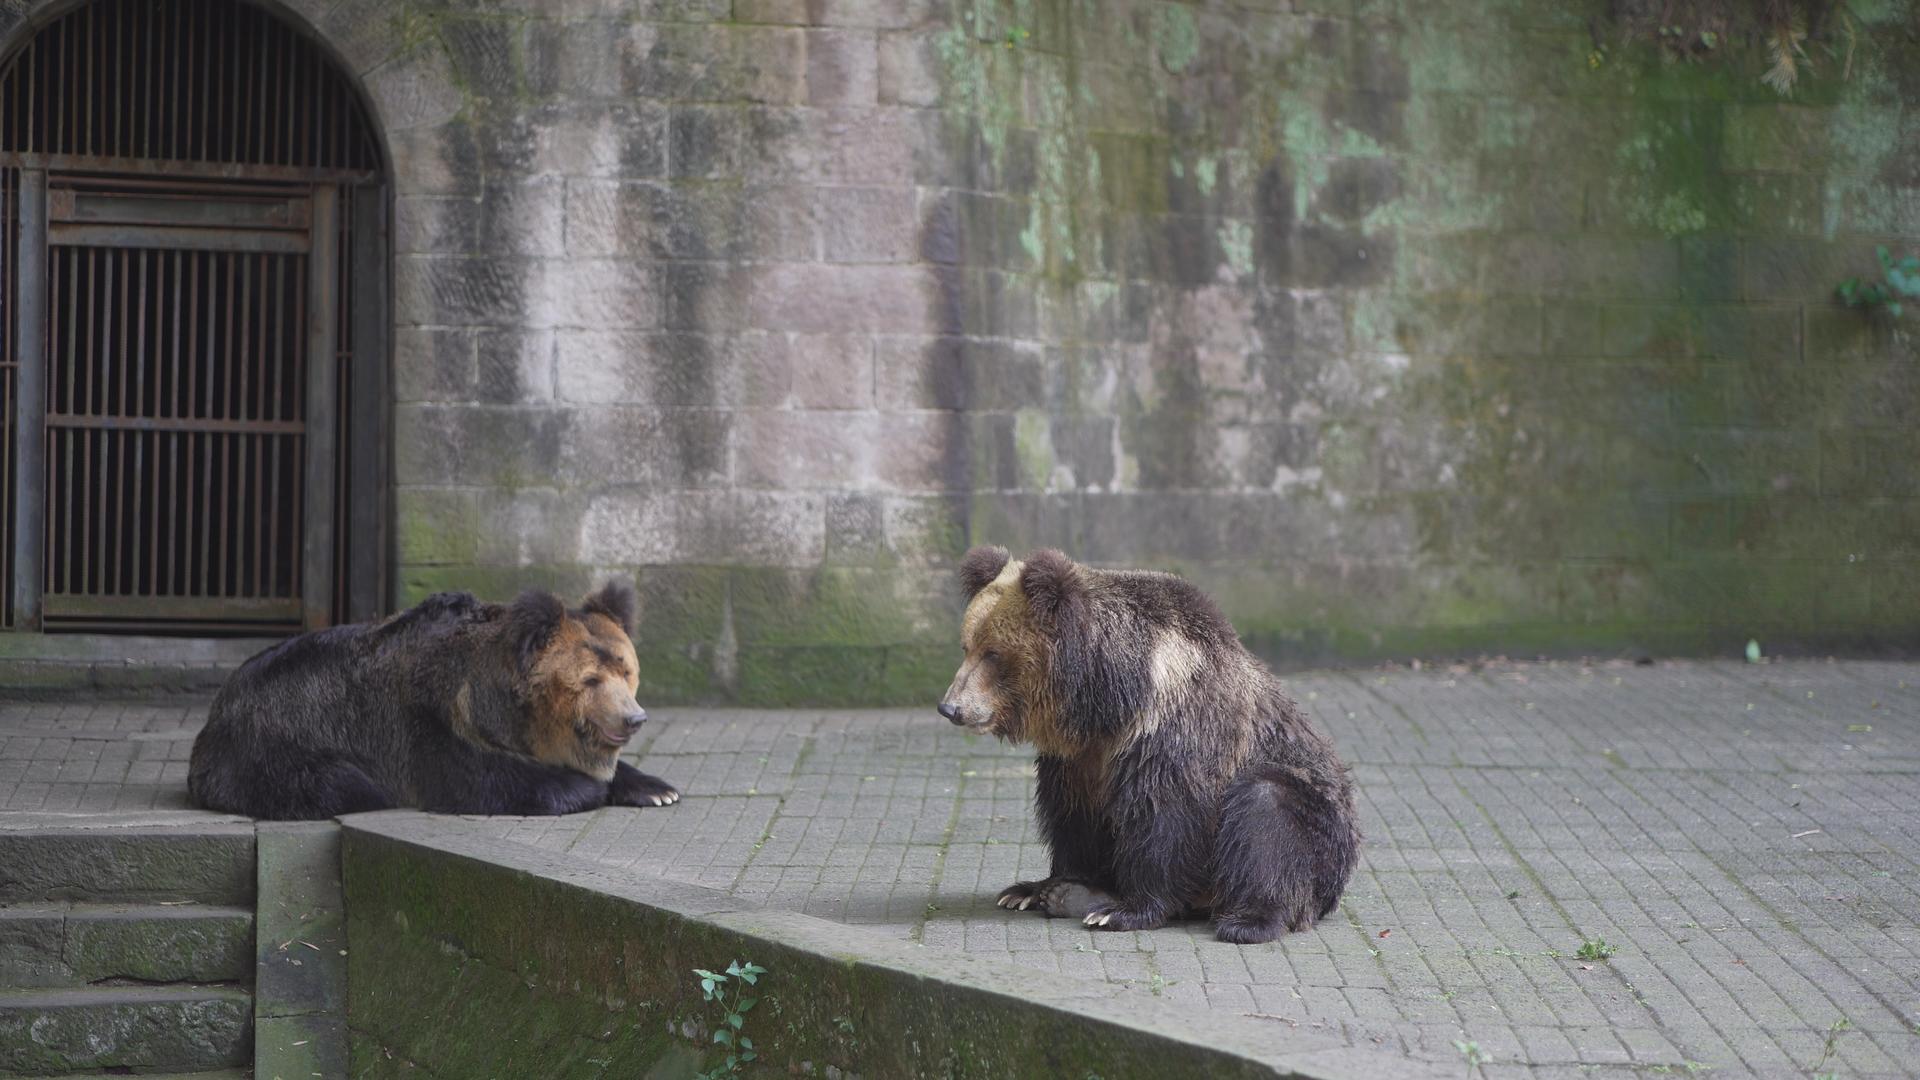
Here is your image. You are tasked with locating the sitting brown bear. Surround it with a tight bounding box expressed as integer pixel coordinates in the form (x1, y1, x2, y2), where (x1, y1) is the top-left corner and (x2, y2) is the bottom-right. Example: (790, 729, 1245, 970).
(188, 582, 680, 820)
(938, 547, 1359, 943)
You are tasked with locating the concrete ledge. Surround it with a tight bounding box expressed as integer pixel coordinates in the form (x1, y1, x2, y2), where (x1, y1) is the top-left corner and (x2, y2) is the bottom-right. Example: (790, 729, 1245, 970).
(0, 819, 256, 904)
(0, 633, 271, 697)
(340, 812, 1440, 1080)
(0, 903, 254, 986)
(0, 986, 253, 1075)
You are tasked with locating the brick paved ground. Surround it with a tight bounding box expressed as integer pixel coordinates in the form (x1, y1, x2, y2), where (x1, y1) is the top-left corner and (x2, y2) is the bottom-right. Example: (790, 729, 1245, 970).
(5, 661, 1917, 1078)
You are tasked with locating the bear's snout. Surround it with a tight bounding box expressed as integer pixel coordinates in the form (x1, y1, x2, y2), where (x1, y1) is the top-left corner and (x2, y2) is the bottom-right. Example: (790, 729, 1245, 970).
(937, 702, 962, 724)
(622, 708, 648, 733)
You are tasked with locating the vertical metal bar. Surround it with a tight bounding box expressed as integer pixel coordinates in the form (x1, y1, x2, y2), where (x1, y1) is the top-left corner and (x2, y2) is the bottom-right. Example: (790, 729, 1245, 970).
(134, 250, 151, 592)
(347, 182, 387, 620)
(302, 188, 338, 629)
(218, 251, 235, 594)
(13, 172, 47, 626)
(60, 246, 75, 595)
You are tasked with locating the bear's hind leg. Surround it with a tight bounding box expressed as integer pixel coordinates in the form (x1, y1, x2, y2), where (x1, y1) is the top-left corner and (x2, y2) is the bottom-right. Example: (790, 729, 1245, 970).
(232, 755, 393, 820)
(1211, 764, 1350, 944)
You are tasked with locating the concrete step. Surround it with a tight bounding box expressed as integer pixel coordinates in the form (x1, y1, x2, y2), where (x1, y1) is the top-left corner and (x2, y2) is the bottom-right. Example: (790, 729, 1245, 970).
(0, 816, 254, 905)
(0, 903, 254, 987)
(34, 1073, 250, 1080)
(0, 986, 252, 1076)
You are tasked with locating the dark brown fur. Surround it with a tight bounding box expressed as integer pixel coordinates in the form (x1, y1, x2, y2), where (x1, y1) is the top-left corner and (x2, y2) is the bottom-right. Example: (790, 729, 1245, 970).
(939, 547, 1360, 943)
(188, 582, 680, 820)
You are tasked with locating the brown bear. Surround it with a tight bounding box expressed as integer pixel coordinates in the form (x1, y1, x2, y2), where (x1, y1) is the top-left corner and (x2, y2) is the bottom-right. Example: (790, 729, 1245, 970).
(187, 582, 681, 820)
(938, 547, 1360, 943)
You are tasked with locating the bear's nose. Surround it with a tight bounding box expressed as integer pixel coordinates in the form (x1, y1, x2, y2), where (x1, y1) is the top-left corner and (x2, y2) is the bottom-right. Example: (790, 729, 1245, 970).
(623, 709, 648, 732)
(937, 702, 961, 724)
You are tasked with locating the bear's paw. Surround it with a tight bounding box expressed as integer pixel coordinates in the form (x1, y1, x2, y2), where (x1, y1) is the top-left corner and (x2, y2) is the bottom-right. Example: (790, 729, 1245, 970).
(608, 769, 681, 808)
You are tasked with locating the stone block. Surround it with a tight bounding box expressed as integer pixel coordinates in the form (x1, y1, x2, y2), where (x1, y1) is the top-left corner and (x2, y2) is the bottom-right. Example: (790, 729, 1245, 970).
(560, 407, 732, 491)
(877, 31, 941, 106)
(393, 327, 476, 403)
(255, 823, 347, 1022)
(555, 329, 792, 408)
(0, 826, 254, 904)
(528, 100, 668, 178)
(664, 262, 758, 331)
(395, 488, 481, 566)
(790, 334, 877, 408)
(392, 404, 566, 488)
(0, 904, 252, 987)
(633, 24, 808, 105)
(476, 329, 556, 404)
(0, 987, 252, 1075)
(807, 29, 879, 106)
(1724, 104, 1830, 173)
(749, 263, 932, 334)
(734, 411, 949, 491)
(669, 105, 749, 179)
(580, 491, 825, 566)
(257, 1014, 347, 1080)
(875, 336, 1046, 411)
(820, 186, 918, 263)
(477, 178, 568, 258)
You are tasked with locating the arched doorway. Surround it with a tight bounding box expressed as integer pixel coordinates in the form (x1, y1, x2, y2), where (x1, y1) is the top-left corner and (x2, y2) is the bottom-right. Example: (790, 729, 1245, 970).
(0, 0, 388, 634)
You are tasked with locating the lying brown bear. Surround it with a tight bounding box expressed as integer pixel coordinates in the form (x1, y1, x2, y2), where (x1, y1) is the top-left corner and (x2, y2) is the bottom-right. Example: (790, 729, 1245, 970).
(188, 582, 680, 820)
(939, 547, 1360, 943)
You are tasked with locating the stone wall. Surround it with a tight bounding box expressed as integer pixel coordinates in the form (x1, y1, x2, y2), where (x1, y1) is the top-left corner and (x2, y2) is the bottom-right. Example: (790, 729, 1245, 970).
(10, 0, 1912, 701)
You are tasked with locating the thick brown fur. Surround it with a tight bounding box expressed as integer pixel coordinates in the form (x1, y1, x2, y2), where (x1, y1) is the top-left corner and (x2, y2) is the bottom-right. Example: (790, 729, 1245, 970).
(188, 582, 680, 820)
(939, 547, 1360, 944)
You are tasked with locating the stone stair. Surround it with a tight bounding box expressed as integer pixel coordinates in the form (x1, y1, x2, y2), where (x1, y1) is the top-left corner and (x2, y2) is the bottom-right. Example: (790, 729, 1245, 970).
(0, 816, 256, 1078)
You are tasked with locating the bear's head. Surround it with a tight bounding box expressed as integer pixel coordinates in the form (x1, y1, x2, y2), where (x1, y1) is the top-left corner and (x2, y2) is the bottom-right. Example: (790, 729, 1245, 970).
(935, 546, 1095, 750)
(506, 580, 646, 781)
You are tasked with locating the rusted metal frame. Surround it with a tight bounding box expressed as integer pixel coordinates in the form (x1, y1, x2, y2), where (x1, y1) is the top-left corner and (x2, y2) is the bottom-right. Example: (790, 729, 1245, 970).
(11, 170, 46, 626)
(48, 222, 309, 254)
(302, 185, 337, 630)
(0, 154, 377, 186)
(346, 180, 387, 621)
(52, 190, 311, 230)
(41, 592, 300, 621)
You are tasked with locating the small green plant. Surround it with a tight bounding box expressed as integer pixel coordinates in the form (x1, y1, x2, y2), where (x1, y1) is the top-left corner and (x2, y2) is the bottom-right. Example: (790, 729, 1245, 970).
(1838, 246, 1920, 317)
(1453, 1038, 1488, 1078)
(1003, 26, 1030, 48)
(833, 1015, 856, 1035)
(692, 960, 766, 1078)
(1811, 1016, 1851, 1076)
(1575, 939, 1618, 962)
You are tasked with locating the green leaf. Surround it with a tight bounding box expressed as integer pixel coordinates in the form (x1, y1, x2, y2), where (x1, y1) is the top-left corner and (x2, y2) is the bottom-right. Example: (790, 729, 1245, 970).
(1889, 300, 1903, 318)
(742, 1050, 758, 1062)
(1839, 279, 1859, 304)
(743, 963, 766, 975)
(736, 998, 758, 1013)
(740, 1037, 754, 1050)
(727, 1013, 744, 1030)
(693, 969, 723, 981)
(714, 1029, 732, 1045)
(725, 961, 742, 976)
(1746, 639, 1762, 663)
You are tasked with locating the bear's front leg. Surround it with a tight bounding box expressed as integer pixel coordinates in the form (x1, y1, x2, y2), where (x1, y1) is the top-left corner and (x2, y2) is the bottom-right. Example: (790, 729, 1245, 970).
(606, 760, 681, 807)
(1004, 756, 1117, 916)
(1082, 745, 1211, 932)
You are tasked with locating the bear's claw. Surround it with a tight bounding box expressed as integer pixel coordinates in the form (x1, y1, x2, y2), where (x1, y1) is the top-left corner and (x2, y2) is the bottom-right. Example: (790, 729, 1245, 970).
(609, 769, 681, 808)
(1081, 901, 1166, 932)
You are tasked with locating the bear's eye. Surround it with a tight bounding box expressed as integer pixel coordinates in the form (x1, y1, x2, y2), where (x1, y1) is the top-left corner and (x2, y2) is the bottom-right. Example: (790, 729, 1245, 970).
(583, 675, 603, 689)
(982, 649, 1000, 665)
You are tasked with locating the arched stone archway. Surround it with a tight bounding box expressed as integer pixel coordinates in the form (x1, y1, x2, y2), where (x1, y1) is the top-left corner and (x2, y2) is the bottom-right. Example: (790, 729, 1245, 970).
(0, 0, 391, 634)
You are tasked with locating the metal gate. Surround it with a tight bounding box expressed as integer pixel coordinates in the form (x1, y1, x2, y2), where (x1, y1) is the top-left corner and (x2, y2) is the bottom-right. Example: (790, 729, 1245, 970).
(0, 0, 386, 633)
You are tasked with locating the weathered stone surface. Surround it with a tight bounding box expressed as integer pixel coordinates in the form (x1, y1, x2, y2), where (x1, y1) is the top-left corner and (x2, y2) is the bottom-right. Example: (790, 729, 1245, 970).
(58, 0, 1888, 704)
(0, 825, 254, 904)
(0, 904, 253, 987)
(0, 986, 252, 1075)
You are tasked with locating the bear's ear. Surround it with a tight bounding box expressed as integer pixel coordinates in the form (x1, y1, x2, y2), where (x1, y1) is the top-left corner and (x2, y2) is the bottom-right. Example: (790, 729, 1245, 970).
(958, 545, 1011, 600)
(581, 579, 638, 637)
(505, 590, 568, 672)
(1017, 549, 1079, 620)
